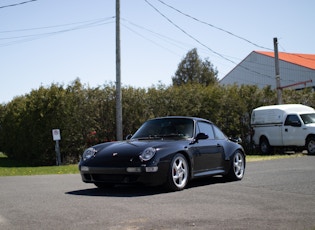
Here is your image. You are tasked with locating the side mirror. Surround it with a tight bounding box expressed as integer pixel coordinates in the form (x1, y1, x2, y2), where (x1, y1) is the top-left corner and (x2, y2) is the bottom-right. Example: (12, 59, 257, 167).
(190, 133, 208, 145)
(195, 133, 208, 140)
(125, 134, 133, 140)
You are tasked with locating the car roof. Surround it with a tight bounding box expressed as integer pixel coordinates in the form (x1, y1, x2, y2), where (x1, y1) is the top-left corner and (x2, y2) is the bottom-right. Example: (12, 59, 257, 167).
(149, 116, 213, 124)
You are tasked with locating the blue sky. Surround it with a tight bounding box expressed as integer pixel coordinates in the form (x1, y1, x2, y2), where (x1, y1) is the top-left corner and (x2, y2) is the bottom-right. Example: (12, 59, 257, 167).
(1, 0, 314, 103)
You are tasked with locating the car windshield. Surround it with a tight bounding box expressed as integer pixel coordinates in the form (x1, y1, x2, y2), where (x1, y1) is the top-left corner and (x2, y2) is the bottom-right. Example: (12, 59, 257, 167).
(132, 118, 194, 139)
(300, 113, 315, 124)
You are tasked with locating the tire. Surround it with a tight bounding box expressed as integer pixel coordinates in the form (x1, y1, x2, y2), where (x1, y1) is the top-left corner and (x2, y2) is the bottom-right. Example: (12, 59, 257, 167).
(165, 153, 189, 192)
(225, 151, 245, 181)
(260, 137, 272, 155)
(306, 137, 315, 155)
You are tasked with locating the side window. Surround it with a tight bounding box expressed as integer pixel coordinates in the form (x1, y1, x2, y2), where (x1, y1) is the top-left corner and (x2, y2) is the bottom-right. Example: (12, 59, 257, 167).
(213, 125, 227, 140)
(284, 115, 301, 126)
(197, 121, 215, 139)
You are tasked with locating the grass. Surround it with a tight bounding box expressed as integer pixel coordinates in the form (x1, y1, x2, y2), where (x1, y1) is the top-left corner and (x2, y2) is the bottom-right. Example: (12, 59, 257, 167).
(0, 164, 79, 176)
(0, 152, 306, 177)
(246, 153, 305, 162)
(0, 152, 78, 176)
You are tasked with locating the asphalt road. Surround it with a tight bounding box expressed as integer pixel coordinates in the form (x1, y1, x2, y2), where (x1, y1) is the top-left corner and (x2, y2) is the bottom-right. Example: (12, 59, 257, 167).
(0, 156, 314, 230)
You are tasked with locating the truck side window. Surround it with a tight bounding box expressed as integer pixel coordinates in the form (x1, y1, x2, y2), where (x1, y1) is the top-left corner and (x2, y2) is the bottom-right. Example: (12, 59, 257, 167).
(284, 115, 301, 126)
(197, 121, 215, 139)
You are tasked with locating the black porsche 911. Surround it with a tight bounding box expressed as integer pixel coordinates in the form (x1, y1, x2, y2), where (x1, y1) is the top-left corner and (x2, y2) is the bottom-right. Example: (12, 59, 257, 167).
(79, 116, 245, 191)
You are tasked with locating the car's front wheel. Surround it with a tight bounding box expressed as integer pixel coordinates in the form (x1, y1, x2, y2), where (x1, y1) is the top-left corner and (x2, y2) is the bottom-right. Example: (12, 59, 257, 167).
(306, 137, 315, 155)
(225, 151, 245, 181)
(165, 153, 189, 191)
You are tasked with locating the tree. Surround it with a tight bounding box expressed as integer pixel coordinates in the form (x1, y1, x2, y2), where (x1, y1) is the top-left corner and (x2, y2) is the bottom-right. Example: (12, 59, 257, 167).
(172, 48, 218, 86)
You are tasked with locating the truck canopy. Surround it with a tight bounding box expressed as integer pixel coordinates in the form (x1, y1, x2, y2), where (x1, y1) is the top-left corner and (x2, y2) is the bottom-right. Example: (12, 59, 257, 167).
(251, 104, 315, 125)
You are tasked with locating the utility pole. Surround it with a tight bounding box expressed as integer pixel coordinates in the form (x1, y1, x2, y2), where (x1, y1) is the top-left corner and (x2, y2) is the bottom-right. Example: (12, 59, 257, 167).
(273, 37, 282, 104)
(115, 0, 123, 140)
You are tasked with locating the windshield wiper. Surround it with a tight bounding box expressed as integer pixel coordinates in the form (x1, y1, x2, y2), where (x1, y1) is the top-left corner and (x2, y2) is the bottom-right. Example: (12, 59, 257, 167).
(136, 135, 163, 140)
(135, 134, 186, 140)
(157, 133, 187, 138)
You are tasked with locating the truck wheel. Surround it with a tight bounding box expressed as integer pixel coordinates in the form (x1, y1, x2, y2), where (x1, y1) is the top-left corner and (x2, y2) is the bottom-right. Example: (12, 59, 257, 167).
(306, 137, 315, 155)
(260, 137, 272, 155)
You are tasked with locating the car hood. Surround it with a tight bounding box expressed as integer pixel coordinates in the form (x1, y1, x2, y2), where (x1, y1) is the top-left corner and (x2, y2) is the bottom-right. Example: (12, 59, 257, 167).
(82, 139, 188, 167)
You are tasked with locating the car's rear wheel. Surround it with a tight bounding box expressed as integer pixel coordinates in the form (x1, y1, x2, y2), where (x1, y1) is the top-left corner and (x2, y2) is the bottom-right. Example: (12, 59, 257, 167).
(260, 137, 272, 154)
(165, 153, 189, 191)
(225, 151, 245, 181)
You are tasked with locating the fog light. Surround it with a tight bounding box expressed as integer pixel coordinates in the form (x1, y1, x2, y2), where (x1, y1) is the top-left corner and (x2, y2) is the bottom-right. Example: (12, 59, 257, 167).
(145, 166, 158, 172)
(81, 166, 89, 172)
(127, 167, 141, 172)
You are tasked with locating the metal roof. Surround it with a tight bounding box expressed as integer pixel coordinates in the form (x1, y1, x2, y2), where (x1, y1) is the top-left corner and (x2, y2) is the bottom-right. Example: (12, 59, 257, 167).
(256, 51, 315, 70)
(219, 51, 315, 89)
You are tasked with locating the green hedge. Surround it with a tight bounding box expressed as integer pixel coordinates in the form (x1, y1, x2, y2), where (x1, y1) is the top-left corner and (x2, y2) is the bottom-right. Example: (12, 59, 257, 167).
(1, 79, 314, 165)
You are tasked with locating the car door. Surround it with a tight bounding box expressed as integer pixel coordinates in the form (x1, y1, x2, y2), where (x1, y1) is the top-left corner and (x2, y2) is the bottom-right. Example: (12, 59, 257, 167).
(282, 114, 306, 146)
(193, 121, 224, 173)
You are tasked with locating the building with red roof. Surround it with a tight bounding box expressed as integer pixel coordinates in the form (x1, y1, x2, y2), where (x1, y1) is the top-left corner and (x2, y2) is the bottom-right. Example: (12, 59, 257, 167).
(220, 51, 315, 90)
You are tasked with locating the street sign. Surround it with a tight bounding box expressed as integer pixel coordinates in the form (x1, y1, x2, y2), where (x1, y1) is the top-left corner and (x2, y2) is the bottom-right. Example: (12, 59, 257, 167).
(52, 129, 61, 165)
(52, 129, 61, 141)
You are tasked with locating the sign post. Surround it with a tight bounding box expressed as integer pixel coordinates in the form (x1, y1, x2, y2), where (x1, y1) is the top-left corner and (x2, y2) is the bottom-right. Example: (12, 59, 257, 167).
(52, 129, 61, 166)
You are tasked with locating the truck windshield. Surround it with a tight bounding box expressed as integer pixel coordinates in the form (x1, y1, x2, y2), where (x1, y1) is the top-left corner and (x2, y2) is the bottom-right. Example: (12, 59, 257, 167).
(300, 113, 315, 124)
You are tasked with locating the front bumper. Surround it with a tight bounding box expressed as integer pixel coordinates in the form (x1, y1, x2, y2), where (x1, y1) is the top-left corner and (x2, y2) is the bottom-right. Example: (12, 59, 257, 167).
(79, 162, 169, 186)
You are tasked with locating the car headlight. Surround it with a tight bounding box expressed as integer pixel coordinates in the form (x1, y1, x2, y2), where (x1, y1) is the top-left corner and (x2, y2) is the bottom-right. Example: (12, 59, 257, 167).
(139, 147, 156, 162)
(83, 147, 97, 161)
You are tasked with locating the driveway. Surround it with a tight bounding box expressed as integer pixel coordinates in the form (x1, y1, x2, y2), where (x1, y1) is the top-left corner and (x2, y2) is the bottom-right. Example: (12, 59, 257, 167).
(0, 156, 314, 229)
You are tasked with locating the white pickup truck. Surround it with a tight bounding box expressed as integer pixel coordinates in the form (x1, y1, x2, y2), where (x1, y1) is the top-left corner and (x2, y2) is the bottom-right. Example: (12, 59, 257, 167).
(251, 104, 315, 154)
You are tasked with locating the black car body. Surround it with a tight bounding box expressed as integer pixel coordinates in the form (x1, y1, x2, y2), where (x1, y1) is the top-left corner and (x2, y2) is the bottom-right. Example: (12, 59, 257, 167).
(79, 116, 245, 191)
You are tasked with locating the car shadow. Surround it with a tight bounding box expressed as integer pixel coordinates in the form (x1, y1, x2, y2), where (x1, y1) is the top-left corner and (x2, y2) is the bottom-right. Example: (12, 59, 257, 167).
(66, 176, 229, 197)
(187, 176, 229, 189)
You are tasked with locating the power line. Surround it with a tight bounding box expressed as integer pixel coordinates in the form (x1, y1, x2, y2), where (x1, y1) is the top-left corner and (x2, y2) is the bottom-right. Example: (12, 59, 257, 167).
(144, 0, 233, 63)
(121, 18, 193, 54)
(121, 18, 308, 86)
(144, 0, 274, 80)
(0, 17, 114, 34)
(0, 17, 115, 47)
(156, 0, 273, 51)
(122, 17, 246, 78)
(145, 0, 314, 84)
(0, 0, 37, 9)
(121, 22, 179, 56)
